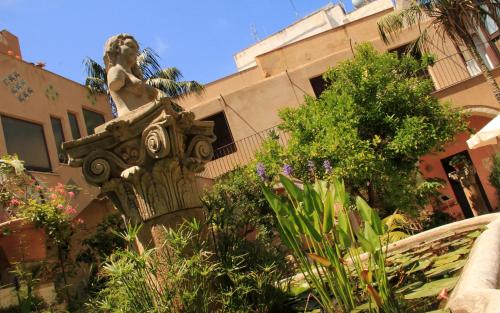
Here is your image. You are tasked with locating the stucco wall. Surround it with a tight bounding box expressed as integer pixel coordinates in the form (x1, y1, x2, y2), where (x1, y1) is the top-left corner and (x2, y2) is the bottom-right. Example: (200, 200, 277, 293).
(0, 52, 112, 214)
(420, 116, 500, 218)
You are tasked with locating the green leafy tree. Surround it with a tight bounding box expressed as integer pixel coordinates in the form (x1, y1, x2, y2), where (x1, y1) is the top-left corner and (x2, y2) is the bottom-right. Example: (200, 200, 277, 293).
(378, 0, 500, 103)
(83, 48, 203, 113)
(258, 44, 466, 214)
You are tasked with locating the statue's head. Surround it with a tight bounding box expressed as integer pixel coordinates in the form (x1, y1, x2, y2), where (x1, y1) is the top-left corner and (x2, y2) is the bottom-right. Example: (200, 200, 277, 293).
(103, 33, 142, 79)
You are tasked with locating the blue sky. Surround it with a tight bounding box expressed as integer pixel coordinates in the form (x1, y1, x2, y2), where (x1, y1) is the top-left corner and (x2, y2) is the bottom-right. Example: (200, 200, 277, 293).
(2, 0, 354, 84)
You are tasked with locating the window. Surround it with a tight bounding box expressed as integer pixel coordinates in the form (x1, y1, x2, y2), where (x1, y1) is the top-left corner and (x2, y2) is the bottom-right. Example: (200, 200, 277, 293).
(1, 115, 51, 172)
(201, 112, 236, 159)
(50, 117, 67, 164)
(83, 109, 105, 135)
(67, 112, 81, 139)
(389, 43, 433, 88)
(309, 75, 328, 98)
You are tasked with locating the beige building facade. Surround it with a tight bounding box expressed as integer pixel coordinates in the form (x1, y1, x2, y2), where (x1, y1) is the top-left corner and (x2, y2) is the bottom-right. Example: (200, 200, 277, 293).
(0, 30, 114, 218)
(179, 0, 500, 219)
(0, 29, 115, 306)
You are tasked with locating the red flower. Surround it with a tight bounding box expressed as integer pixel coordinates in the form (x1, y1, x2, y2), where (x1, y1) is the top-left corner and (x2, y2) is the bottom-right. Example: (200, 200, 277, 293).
(65, 206, 77, 215)
(9, 198, 21, 206)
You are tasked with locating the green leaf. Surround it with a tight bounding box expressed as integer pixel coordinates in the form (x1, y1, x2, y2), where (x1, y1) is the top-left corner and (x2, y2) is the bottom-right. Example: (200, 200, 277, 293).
(404, 276, 459, 300)
(337, 209, 350, 236)
(338, 229, 352, 249)
(350, 302, 371, 313)
(363, 222, 380, 251)
(407, 259, 432, 274)
(424, 259, 467, 278)
(357, 234, 374, 253)
(356, 197, 383, 235)
(322, 190, 334, 234)
(279, 175, 303, 202)
(262, 187, 283, 216)
(298, 213, 322, 243)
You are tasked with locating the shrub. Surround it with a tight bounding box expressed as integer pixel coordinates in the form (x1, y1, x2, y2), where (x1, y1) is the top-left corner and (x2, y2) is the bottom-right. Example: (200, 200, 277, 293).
(256, 44, 466, 215)
(88, 221, 291, 313)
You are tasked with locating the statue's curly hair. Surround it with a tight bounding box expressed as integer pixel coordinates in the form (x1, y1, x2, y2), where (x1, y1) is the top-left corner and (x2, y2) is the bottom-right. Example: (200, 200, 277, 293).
(103, 33, 143, 79)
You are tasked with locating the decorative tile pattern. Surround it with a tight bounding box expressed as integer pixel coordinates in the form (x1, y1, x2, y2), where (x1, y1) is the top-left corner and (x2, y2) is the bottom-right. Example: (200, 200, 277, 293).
(86, 91, 97, 106)
(45, 84, 59, 101)
(2, 71, 33, 102)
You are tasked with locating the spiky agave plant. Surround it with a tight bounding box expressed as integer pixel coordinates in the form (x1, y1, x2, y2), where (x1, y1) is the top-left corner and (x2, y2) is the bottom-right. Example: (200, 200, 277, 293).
(378, 0, 500, 103)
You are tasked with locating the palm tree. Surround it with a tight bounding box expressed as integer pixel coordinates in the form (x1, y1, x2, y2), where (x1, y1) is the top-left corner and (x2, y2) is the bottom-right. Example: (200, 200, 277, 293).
(83, 48, 203, 114)
(378, 0, 500, 103)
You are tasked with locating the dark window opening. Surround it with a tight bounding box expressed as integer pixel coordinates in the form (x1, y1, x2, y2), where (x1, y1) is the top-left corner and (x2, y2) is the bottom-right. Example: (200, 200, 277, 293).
(68, 112, 81, 140)
(1, 115, 52, 172)
(201, 112, 236, 159)
(50, 117, 68, 164)
(309, 74, 328, 98)
(83, 109, 105, 135)
(390, 43, 434, 88)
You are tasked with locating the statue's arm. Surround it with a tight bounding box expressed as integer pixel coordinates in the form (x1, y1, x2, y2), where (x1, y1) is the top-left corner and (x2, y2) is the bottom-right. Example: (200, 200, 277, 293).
(108, 67, 126, 92)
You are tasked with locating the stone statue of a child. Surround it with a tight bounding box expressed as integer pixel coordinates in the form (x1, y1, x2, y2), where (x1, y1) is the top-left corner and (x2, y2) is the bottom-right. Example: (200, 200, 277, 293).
(103, 34, 173, 117)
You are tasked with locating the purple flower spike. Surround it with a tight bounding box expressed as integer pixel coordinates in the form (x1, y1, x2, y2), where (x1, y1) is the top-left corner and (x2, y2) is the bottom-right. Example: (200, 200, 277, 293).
(283, 164, 293, 176)
(323, 160, 332, 174)
(307, 160, 315, 173)
(256, 163, 267, 181)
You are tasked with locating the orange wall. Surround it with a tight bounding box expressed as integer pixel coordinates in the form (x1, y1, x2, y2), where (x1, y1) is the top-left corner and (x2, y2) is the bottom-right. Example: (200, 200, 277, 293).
(420, 116, 499, 219)
(0, 30, 22, 60)
(0, 52, 113, 215)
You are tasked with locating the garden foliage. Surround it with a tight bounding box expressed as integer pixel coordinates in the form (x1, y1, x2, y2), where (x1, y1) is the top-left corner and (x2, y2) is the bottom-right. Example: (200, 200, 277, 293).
(0, 155, 81, 309)
(263, 175, 399, 313)
(88, 168, 292, 312)
(256, 44, 466, 214)
(489, 153, 500, 206)
(88, 220, 291, 313)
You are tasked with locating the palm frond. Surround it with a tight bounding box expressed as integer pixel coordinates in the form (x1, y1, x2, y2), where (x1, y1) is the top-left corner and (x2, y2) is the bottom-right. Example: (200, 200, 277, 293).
(137, 48, 162, 80)
(153, 67, 183, 81)
(83, 57, 108, 94)
(378, 3, 425, 45)
(146, 78, 204, 99)
(85, 77, 108, 94)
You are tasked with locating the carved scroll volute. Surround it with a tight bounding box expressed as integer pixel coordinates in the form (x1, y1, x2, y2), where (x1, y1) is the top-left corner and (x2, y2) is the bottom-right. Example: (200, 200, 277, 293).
(184, 135, 215, 172)
(143, 124, 171, 159)
(192, 137, 214, 162)
(83, 154, 111, 186)
(82, 150, 126, 187)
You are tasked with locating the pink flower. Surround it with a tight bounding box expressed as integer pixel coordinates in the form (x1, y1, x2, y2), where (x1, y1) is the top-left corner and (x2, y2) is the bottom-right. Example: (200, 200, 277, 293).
(437, 288, 448, 300)
(74, 218, 84, 224)
(56, 204, 64, 210)
(50, 193, 57, 200)
(9, 198, 20, 206)
(35, 185, 43, 191)
(65, 206, 77, 215)
(68, 191, 75, 199)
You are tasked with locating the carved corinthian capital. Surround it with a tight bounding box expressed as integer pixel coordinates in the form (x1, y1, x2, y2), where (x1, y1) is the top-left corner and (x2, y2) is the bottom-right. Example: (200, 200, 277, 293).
(63, 99, 215, 223)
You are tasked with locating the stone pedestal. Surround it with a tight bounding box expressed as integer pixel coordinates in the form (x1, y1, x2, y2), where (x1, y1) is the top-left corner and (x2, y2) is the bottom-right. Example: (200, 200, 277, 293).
(63, 99, 215, 248)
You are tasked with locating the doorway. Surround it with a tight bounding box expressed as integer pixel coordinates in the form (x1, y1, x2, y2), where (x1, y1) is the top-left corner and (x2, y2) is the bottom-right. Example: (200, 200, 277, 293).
(440, 150, 492, 218)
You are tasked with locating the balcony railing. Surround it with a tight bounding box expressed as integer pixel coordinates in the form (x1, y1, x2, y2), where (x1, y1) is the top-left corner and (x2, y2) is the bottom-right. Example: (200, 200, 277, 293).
(198, 44, 499, 180)
(197, 126, 289, 179)
(430, 42, 499, 91)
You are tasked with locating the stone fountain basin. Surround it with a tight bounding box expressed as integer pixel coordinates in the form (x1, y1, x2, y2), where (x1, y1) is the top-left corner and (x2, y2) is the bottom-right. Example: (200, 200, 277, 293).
(285, 213, 500, 312)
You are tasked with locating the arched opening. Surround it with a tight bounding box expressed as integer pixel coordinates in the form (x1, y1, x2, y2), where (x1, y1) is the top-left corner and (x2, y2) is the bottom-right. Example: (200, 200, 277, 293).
(420, 107, 500, 219)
